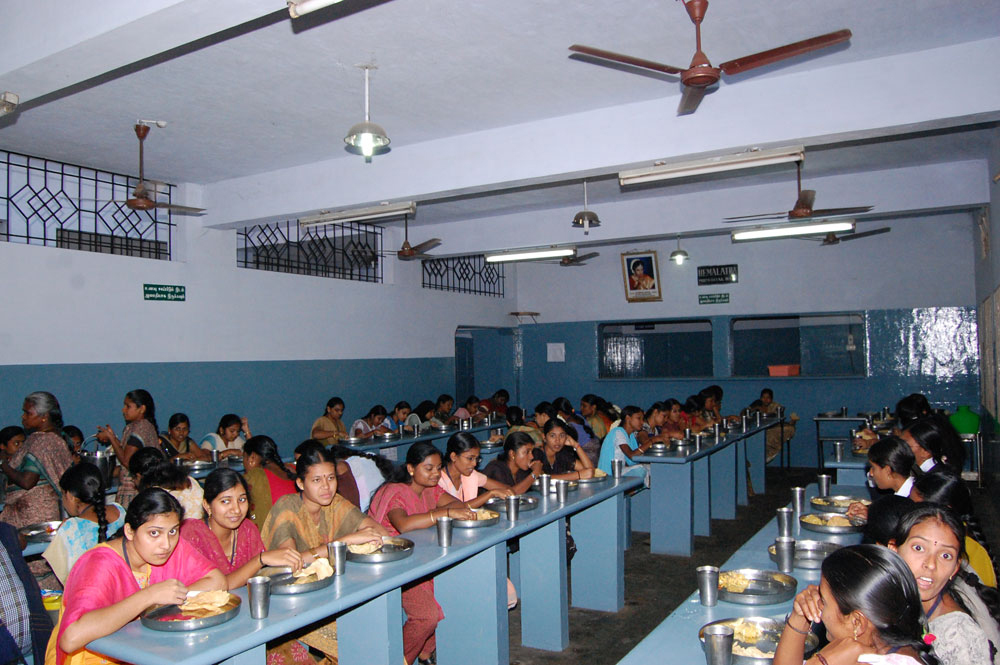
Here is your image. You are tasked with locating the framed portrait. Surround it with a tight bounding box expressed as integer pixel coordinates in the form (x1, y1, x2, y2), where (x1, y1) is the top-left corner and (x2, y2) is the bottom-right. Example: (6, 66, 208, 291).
(621, 251, 662, 302)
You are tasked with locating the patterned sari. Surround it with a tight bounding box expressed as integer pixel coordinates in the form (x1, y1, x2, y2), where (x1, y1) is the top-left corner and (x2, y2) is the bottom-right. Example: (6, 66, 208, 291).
(113, 419, 159, 508)
(0, 431, 73, 528)
(42, 504, 126, 585)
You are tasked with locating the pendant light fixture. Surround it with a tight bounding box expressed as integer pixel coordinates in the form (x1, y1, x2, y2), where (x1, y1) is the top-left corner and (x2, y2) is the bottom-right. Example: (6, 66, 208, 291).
(344, 65, 390, 163)
(571, 181, 600, 235)
(669, 237, 689, 265)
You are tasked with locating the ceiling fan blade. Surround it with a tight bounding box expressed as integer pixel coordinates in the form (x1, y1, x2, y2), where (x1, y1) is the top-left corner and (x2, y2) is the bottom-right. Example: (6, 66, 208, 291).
(809, 205, 874, 217)
(575, 252, 599, 262)
(718, 29, 852, 76)
(153, 202, 206, 215)
(793, 189, 816, 212)
(677, 85, 708, 115)
(408, 238, 441, 254)
(723, 212, 788, 223)
(837, 227, 891, 242)
(568, 44, 685, 75)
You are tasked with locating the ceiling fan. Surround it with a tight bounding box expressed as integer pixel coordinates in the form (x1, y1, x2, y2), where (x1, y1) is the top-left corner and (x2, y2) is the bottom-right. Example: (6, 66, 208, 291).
(97, 124, 205, 215)
(560, 251, 599, 266)
(811, 227, 892, 245)
(387, 214, 441, 261)
(569, 0, 851, 115)
(723, 162, 874, 223)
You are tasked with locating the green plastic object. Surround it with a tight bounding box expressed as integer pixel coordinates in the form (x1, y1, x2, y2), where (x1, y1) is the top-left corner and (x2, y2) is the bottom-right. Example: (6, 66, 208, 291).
(949, 405, 980, 434)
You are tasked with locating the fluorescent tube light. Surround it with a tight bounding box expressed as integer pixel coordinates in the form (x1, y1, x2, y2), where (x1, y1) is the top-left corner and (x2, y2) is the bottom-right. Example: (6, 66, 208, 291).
(485, 247, 576, 263)
(619, 145, 805, 186)
(287, 0, 345, 18)
(298, 201, 416, 228)
(732, 220, 854, 242)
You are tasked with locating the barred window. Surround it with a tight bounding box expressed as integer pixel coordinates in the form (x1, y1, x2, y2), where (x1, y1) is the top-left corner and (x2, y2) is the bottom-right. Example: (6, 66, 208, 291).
(731, 313, 867, 377)
(422, 255, 504, 297)
(599, 320, 713, 378)
(237, 221, 382, 283)
(1, 150, 174, 260)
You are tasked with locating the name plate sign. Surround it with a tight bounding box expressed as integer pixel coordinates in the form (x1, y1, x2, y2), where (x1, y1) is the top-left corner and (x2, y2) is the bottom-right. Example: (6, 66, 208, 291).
(143, 284, 186, 301)
(699, 293, 730, 305)
(697, 264, 738, 285)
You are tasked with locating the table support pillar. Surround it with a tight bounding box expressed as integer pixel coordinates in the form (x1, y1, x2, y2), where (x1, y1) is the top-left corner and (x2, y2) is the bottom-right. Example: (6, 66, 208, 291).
(710, 442, 736, 520)
(436, 543, 508, 665)
(736, 438, 748, 506)
(571, 492, 624, 612)
(649, 463, 693, 556)
(748, 431, 766, 495)
(219, 644, 265, 665)
(519, 518, 568, 651)
(693, 456, 710, 537)
(338, 588, 404, 665)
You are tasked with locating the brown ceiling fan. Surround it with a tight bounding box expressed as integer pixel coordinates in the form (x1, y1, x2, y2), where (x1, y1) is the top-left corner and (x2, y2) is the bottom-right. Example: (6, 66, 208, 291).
(569, 0, 851, 115)
(390, 214, 441, 261)
(815, 227, 892, 245)
(560, 251, 599, 266)
(723, 162, 874, 223)
(115, 124, 205, 215)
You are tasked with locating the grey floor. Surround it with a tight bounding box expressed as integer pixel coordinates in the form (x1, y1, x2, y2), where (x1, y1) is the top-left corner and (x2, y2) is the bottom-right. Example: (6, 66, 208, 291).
(506, 468, 1000, 665)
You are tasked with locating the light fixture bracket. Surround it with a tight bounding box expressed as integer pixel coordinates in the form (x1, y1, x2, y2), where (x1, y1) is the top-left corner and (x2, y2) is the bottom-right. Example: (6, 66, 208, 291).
(619, 145, 805, 186)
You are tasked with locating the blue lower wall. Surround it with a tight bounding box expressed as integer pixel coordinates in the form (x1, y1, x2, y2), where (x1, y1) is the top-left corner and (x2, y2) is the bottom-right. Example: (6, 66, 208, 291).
(0, 357, 455, 457)
(517, 307, 980, 467)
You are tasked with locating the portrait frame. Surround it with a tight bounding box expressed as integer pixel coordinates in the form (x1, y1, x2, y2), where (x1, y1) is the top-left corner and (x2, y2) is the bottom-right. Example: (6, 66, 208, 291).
(621, 251, 662, 302)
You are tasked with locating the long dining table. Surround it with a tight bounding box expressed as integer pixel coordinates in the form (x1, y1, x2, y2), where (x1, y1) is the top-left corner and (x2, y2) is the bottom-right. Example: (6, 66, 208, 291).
(86, 474, 642, 665)
(619, 483, 865, 664)
(631, 417, 784, 556)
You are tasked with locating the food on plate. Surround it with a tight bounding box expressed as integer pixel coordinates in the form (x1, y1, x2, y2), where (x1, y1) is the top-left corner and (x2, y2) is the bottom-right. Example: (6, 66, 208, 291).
(348, 540, 383, 555)
(179, 589, 230, 614)
(813, 497, 871, 508)
(731, 618, 762, 644)
(473, 509, 499, 521)
(733, 643, 774, 658)
(293, 557, 334, 583)
(801, 514, 825, 525)
(827, 515, 852, 527)
(717, 571, 750, 593)
(592, 468, 607, 478)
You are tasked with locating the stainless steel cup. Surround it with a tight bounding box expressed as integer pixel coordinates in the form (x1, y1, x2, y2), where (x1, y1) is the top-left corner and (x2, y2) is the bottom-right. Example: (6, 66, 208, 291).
(841, 406, 849, 416)
(703, 623, 734, 665)
(538, 473, 551, 494)
(611, 460, 624, 479)
(328, 541, 347, 574)
(210, 449, 219, 464)
(505, 496, 520, 521)
(790, 486, 806, 515)
(833, 440, 845, 462)
(741, 414, 748, 432)
(849, 428, 857, 441)
(437, 516, 454, 546)
(696, 565, 720, 607)
(754, 411, 762, 426)
(817, 474, 832, 497)
(247, 575, 271, 619)
(555, 480, 569, 503)
(713, 423, 721, 437)
(684, 427, 692, 440)
(776, 507, 794, 538)
(775, 537, 796, 573)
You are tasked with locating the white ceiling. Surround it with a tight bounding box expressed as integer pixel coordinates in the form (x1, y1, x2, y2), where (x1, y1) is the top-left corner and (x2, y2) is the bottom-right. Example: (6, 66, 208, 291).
(1, 0, 998, 233)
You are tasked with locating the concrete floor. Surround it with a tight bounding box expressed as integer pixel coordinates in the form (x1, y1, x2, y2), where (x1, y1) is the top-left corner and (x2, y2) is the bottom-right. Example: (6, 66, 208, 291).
(506, 468, 1000, 665)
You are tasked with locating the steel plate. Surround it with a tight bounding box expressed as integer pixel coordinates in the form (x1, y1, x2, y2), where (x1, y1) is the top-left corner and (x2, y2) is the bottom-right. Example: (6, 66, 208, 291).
(485, 495, 539, 512)
(716, 569, 797, 605)
(799, 512, 866, 534)
(452, 509, 500, 528)
(576, 471, 609, 484)
(261, 566, 335, 595)
(699, 616, 818, 664)
(809, 495, 870, 514)
(141, 594, 240, 632)
(767, 540, 841, 570)
(19, 521, 61, 542)
(532, 479, 579, 493)
(347, 537, 414, 563)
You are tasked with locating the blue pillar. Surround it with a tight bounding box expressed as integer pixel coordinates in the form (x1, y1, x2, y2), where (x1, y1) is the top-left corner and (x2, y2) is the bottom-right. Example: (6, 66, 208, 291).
(693, 456, 711, 537)
(749, 431, 766, 495)
(710, 442, 736, 520)
(736, 438, 748, 506)
(649, 463, 693, 556)
(571, 493, 625, 612)
(338, 588, 404, 665)
(519, 518, 568, 651)
(436, 543, 508, 665)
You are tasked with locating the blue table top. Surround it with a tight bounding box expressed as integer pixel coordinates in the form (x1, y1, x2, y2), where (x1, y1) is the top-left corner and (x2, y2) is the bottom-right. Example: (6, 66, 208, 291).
(347, 423, 503, 455)
(824, 450, 868, 470)
(618, 484, 865, 665)
(89, 475, 641, 665)
(634, 418, 781, 465)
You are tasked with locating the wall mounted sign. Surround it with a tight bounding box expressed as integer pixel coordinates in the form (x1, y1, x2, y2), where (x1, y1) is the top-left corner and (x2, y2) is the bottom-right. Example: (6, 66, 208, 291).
(621, 250, 662, 302)
(697, 264, 738, 285)
(143, 284, 186, 301)
(699, 293, 730, 305)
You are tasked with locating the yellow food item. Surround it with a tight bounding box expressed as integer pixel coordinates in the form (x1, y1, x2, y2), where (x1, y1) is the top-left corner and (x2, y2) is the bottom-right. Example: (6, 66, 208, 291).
(717, 571, 750, 593)
(348, 540, 383, 555)
(827, 515, 852, 527)
(180, 590, 230, 612)
(293, 557, 334, 583)
(731, 618, 762, 644)
(733, 644, 774, 658)
(474, 509, 499, 521)
(801, 514, 826, 525)
(593, 468, 607, 478)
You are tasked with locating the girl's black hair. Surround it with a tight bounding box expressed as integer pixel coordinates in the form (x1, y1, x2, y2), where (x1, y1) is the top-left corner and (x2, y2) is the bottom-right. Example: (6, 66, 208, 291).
(821, 545, 937, 664)
(862, 494, 915, 546)
(295, 444, 337, 480)
(644, 401, 666, 421)
(906, 415, 966, 471)
(168, 413, 190, 429)
(0, 426, 25, 446)
(542, 418, 575, 439)
(203, 468, 249, 504)
(491, 389, 510, 402)
(216, 413, 242, 434)
(126, 389, 158, 431)
(325, 397, 345, 412)
(500, 431, 536, 462)
(895, 393, 932, 429)
(435, 394, 454, 408)
(662, 398, 682, 411)
(139, 460, 190, 492)
(125, 487, 184, 530)
(533, 401, 558, 422)
(867, 435, 915, 477)
(552, 397, 594, 438)
(683, 394, 704, 414)
(328, 444, 395, 481)
(63, 425, 83, 442)
(245, 435, 295, 480)
(620, 405, 643, 420)
(462, 395, 479, 408)
(392, 401, 411, 414)
(59, 462, 109, 542)
(913, 466, 973, 517)
(413, 400, 437, 423)
(294, 439, 325, 458)
(387, 441, 442, 484)
(129, 446, 167, 477)
(506, 406, 526, 427)
(365, 404, 388, 419)
(445, 431, 481, 466)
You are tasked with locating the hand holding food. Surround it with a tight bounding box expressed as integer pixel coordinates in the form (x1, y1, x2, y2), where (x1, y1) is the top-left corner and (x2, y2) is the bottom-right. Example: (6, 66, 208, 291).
(578, 467, 595, 480)
(447, 505, 476, 521)
(488, 488, 513, 499)
(845, 502, 869, 520)
(146, 579, 189, 608)
(261, 547, 302, 573)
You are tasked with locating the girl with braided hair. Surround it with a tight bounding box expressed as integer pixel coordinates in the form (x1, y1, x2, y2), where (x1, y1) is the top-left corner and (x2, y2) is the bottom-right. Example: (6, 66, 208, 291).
(43, 463, 126, 585)
(242, 435, 297, 529)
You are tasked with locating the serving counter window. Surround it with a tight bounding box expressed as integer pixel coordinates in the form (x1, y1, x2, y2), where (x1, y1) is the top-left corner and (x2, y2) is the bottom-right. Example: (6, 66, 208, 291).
(731, 313, 866, 377)
(599, 319, 713, 378)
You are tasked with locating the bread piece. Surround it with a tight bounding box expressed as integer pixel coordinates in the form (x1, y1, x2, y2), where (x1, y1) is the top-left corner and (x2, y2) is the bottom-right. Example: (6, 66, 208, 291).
(347, 540, 383, 555)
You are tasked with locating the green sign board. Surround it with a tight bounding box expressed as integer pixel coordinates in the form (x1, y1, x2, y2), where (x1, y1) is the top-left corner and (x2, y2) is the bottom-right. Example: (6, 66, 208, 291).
(698, 293, 729, 305)
(143, 284, 186, 301)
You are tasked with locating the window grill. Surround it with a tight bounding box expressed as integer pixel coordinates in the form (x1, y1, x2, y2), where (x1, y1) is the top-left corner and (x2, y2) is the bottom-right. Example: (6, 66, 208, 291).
(421, 255, 504, 297)
(237, 220, 383, 283)
(1, 149, 174, 260)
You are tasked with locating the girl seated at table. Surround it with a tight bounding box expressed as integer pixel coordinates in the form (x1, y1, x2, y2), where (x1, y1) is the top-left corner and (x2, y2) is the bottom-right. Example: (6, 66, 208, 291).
(529, 402, 558, 435)
(311, 396, 348, 445)
(452, 395, 486, 423)
(888, 505, 997, 664)
(367, 442, 475, 665)
(597, 406, 648, 476)
(580, 394, 611, 440)
(552, 397, 599, 461)
(483, 431, 543, 495)
(48, 488, 225, 665)
(438, 432, 513, 506)
(659, 399, 686, 440)
(351, 405, 391, 439)
(200, 414, 250, 460)
(776, 544, 935, 665)
(535, 419, 595, 481)
(330, 445, 395, 512)
(431, 394, 456, 427)
(242, 435, 298, 529)
(44, 463, 126, 585)
(138, 455, 205, 520)
(504, 407, 542, 445)
(384, 401, 413, 433)
(636, 402, 671, 448)
(849, 437, 916, 521)
(158, 413, 208, 461)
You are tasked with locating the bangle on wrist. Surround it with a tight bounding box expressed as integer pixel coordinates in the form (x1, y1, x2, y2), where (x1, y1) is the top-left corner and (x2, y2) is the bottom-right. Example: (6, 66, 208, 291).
(259, 552, 264, 566)
(784, 613, 811, 635)
(816, 654, 830, 665)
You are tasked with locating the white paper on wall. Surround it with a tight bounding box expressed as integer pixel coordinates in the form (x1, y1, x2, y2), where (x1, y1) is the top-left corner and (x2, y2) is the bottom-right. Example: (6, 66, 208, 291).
(546, 342, 565, 363)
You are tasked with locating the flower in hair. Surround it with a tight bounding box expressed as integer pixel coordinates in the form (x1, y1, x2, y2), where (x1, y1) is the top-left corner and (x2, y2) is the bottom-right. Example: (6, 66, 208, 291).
(922, 632, 936, 645)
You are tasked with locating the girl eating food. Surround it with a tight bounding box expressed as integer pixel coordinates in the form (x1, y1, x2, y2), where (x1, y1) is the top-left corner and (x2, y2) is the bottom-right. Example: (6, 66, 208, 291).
(438, 432, 513, 507)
